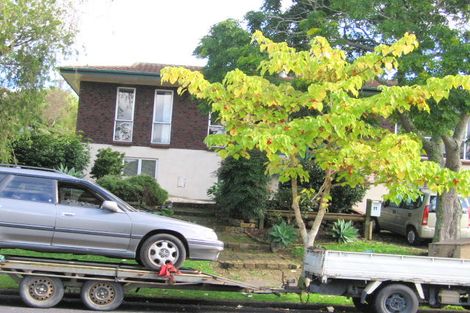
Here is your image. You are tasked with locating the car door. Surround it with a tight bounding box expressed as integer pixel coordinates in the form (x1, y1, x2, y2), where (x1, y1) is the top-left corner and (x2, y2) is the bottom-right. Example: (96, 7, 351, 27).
(52, 181, 132, 252)
(0, 174, 56, 246)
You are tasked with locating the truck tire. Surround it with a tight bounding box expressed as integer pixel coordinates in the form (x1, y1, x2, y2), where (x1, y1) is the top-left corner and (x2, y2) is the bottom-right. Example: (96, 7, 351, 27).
(352, 297, 375, 313)
(374, 284, 419, 313)
(19, 276, 64, 308)
(139, 233, 186, 270)
(81, 280, 124, 311)
(406, 227, 422, 246)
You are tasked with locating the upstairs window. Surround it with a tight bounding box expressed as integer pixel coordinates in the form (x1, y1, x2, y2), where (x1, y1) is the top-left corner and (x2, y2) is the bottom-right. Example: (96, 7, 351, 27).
(114, 87, 136, 142)
(151, 90, 173, 144)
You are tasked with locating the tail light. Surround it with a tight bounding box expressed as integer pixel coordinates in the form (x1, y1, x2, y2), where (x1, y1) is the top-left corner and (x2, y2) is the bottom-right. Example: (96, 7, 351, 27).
(422, 205, 429, 225)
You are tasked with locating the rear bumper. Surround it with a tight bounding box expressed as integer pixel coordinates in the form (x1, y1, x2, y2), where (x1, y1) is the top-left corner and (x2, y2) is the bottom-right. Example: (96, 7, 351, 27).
(188, 239, 224, 261)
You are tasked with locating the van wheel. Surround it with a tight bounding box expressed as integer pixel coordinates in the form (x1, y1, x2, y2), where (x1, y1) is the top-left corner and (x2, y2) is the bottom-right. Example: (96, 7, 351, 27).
(406, 227, 422, 246)
(19, 276, 64, 308)
(374, 284, 418, 313)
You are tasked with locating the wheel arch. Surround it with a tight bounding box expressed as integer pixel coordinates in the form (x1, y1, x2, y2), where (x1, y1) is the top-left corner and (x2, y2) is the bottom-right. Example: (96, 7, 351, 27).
(136, 229, 190, 259)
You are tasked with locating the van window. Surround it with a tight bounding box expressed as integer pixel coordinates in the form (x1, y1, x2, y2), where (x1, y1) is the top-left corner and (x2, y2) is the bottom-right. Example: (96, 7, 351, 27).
(0, 175, 55, 203)
(429, 196, 438, 212)
(460, 197, 470, 211)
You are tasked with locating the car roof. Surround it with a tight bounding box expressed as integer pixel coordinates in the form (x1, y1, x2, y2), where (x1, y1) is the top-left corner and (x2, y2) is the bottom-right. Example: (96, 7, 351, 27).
(0, 164, 78, 181)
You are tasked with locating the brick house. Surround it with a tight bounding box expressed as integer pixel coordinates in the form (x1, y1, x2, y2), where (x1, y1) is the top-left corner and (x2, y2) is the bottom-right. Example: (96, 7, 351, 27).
(60, 63, 220, 202)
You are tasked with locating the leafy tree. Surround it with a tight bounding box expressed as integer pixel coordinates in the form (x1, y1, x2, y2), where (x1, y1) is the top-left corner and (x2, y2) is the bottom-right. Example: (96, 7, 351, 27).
(41, 88, 78, 132)
(12, 130, 89, 173)
(194, 19, 264, 84)
(90, 148, 125, 179)
(162, 32, 470, 248)
(210, 150, 269, 221)
(246, 0, 470, 242)
(0, 0, 76, 161)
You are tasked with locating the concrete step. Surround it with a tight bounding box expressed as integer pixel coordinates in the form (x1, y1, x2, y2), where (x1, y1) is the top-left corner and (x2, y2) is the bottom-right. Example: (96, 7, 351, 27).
(218, 251, 300, 270)
(224, 242, 271, 252)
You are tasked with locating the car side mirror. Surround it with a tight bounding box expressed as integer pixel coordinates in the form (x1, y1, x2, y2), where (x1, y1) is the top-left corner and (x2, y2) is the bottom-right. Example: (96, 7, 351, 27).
(101, 200, 122, 213)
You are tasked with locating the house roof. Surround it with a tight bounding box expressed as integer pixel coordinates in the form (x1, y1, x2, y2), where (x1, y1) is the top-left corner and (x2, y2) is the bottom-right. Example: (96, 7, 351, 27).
(60, 61, 392, 95)
(59, 63, 202, 94)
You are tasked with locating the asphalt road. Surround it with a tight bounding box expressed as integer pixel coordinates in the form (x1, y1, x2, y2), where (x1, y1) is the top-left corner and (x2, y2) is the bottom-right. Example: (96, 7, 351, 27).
(0, 293, 356, 313)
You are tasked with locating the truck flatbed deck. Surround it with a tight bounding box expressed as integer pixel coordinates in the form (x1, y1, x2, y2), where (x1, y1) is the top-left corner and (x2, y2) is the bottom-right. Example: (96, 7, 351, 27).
(0, 255, 267, 310)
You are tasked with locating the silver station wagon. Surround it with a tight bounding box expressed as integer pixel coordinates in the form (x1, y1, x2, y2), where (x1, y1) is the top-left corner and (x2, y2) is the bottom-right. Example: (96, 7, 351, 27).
(0, 165, 223, 269)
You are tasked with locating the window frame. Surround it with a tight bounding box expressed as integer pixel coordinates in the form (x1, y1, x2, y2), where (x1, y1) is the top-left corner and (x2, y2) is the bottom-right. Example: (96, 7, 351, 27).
(151, 89, 174, 144)
(113, 87, 136, 143)
(123, 157, 159, 179)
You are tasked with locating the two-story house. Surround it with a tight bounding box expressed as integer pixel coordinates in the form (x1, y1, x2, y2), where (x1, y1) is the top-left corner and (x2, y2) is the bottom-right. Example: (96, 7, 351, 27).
(60, 63, 220, 202)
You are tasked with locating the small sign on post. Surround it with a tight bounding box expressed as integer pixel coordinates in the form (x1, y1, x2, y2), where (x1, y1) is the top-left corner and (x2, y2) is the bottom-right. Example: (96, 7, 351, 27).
(370, 200, 382, 217)
(364, 199, 381, 240)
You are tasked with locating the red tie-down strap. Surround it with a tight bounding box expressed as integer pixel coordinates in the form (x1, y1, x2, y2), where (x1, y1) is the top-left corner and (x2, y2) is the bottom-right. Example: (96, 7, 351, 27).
(158, 261, 181, 283)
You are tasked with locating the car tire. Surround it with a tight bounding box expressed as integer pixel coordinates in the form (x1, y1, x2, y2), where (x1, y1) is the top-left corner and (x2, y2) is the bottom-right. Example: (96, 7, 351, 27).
(139, 233, 186, 270)
(374, 284, 418, 313)
(19, 276, 64, 308)
(81, 280, 124, 311)
(406, 226, 422, 246)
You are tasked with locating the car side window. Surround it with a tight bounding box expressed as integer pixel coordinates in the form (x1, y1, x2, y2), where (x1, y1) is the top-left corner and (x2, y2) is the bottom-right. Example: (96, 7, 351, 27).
(0, 175, 54, 203)
(58, 182, 104, 208)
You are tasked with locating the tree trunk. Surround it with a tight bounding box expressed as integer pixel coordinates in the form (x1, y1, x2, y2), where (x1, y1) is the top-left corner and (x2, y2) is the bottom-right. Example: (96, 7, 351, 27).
(291, 178, 308, 246)
(433, 114, 468, 242)
(306, 171, 333, 248)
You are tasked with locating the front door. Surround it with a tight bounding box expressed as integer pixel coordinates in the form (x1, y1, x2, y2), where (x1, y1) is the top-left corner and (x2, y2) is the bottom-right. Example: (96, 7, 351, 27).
(52, 181, 131, 253)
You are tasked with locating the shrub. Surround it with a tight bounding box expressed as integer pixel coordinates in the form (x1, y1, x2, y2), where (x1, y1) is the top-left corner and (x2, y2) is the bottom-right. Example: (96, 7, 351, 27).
(90, 148, 125, 179)
(212, 150, 269, 220)
(330, 220, 359, 243)
(269, 159, 366, 213)
(97, 175, 168, 208)
(12, 130, 89, 172)
(269, 220, 298, 248)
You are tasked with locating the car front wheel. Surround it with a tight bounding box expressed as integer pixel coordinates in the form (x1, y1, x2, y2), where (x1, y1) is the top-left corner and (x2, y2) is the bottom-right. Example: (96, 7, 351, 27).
(139, 233, 186, 270)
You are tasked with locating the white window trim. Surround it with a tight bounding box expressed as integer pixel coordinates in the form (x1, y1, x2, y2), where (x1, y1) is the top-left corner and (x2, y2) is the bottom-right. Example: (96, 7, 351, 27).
(123, 157, 159, 179)
(113, 87, 136, 142)
(151, 89, 174, 144)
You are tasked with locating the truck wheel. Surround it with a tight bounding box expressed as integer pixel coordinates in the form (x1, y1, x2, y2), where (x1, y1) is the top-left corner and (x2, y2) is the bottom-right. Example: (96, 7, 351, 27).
(406, 227, 422, 246)
(352, 297, 375, 313)
(374, 284, 418, 313)
(19, 276, 64, 308)
(139, 233, 186, 270)
(81, 280, 124, 311)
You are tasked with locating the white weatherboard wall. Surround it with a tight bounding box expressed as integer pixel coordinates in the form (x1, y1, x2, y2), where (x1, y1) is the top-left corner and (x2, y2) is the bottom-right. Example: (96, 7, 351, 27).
(88, 144, 221, 202)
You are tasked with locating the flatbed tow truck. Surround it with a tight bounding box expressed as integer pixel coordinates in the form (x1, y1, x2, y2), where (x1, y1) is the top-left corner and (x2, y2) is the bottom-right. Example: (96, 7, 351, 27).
(0, 255, 272, 311)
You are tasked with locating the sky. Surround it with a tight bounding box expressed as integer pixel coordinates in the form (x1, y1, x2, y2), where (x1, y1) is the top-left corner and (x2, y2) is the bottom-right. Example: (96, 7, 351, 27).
(67, 0, 265, 67)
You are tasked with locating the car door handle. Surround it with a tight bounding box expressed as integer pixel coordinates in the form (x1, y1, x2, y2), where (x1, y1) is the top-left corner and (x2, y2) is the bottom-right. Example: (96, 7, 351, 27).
(63, 212, 75, 217)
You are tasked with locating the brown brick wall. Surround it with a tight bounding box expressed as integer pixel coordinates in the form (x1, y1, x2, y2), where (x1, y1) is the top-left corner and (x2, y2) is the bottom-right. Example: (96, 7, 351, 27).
(77, 82, 208, 150)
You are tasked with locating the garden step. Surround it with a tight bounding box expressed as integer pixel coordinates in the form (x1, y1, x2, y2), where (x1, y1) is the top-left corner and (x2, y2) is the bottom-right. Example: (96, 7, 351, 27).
(218, 252, 299, 270)
(223, 241, 271, 252)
